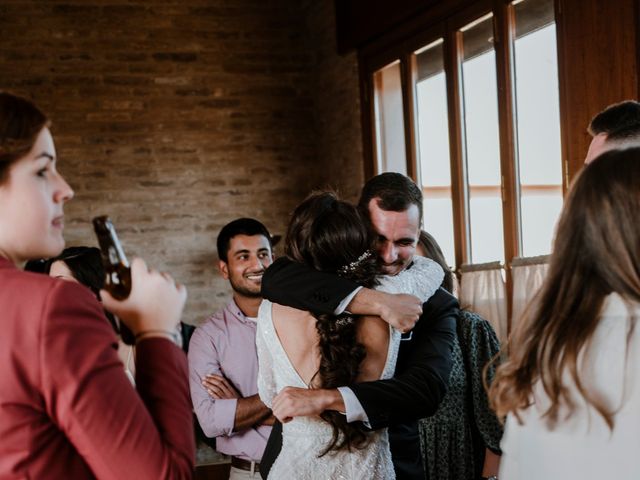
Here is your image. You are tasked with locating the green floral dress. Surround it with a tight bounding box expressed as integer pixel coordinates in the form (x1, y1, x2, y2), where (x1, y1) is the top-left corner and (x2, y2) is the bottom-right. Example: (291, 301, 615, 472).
(419, 310, 503, 480)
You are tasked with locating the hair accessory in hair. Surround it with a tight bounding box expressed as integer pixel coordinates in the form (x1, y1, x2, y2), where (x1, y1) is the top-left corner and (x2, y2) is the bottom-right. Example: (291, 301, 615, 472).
(338, 250, 372, 275)
(335, 315, 354, 327)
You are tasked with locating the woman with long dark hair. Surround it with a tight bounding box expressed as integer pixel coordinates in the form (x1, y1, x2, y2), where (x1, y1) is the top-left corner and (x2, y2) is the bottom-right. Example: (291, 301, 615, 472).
(416, 231, 503, 480)
(46, 246, 136, 383)
(256, 191, 443, 479)
(47, 246, 104, 293)
(489, 149, 640, 479)
(0, 92, 193, 478)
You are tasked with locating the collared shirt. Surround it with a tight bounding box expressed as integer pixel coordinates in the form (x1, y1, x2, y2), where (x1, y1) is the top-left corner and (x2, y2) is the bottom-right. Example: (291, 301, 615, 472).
(188, 299, 271, 462)
(334, 286, 370, 424)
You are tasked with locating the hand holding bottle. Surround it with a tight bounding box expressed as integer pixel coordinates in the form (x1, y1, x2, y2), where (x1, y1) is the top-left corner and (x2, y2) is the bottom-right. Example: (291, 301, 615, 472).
(101, 257, 187, 337)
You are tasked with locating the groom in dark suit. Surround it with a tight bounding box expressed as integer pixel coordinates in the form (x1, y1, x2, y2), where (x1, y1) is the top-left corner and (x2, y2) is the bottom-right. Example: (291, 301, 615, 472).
(259, 172, 458, 479)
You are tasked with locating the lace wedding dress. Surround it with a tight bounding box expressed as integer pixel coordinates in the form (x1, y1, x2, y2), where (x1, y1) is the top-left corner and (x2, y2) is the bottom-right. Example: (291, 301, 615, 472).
(256, 256, 443, 479)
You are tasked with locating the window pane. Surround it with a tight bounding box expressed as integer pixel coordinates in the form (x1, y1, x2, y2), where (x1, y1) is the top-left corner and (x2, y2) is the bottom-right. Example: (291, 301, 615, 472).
(469, 196, 505, 263)
(415, 40, 451, 187)
(513, 0, 562, 257)
(423, 197, 456, 267)
(373, 61, 407, 174)
(521, 193, 563, 255)
(414, 39, 455, 266)
(461, 14, 504, 263)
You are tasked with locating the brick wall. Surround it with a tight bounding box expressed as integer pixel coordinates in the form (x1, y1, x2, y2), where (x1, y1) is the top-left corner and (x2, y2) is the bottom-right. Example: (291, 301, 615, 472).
(0, 0, 363, 325)
(302, 0, 365, 202)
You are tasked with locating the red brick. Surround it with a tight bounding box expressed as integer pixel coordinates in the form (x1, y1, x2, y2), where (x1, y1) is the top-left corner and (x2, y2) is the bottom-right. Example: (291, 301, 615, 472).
(1, 0, 363, 325)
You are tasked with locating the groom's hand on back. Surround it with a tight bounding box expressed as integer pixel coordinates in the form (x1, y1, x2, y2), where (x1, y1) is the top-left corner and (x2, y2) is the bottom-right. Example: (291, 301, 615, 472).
(272, 387, 345, 423)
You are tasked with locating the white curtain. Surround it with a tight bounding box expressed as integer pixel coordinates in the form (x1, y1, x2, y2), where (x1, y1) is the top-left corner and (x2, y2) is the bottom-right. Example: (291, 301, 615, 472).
(511, 255, 550, 331)
(459, 262, 508, 344)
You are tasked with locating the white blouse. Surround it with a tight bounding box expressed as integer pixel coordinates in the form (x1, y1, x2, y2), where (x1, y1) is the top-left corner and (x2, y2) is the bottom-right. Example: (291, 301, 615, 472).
(500, 293, 640, 480)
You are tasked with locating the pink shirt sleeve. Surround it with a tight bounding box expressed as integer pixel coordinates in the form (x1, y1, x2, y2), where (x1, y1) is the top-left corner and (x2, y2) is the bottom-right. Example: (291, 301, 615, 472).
(188, 327, 237, 437)
(40, 280, 194, 479)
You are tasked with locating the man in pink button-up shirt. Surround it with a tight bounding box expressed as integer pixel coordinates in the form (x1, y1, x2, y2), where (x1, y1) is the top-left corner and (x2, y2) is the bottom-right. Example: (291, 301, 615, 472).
(189, 218, 275, 479)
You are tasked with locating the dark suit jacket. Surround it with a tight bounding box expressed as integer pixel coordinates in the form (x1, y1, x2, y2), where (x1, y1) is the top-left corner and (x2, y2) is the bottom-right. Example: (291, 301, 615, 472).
(0, 257, 194, 479)
(259, 257, 457, 479)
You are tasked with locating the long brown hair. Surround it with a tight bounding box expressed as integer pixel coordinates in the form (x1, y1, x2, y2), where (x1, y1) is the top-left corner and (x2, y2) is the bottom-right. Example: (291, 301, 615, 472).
(0, 92, 49, 183)
(417, 230, 454, 293)
(489, 148, 640, 429)
(285, 191, 379, 455)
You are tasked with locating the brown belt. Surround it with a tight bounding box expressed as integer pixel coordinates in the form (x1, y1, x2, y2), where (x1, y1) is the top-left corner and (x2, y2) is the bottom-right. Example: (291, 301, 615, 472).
(231, 456, 260, 473)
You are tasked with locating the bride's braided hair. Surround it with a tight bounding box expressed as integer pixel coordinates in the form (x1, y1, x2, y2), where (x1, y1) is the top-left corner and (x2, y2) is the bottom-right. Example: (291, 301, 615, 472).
(284, 191, 379, 455)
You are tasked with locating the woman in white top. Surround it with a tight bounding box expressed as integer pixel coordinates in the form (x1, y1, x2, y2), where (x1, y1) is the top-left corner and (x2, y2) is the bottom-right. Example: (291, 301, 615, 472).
(489, 148, 640, 480)
(256, 191, 443, 479)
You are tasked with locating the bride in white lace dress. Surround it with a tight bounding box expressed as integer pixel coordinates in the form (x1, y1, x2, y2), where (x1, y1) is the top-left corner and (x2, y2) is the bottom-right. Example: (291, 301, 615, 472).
(256, 192, 443, 479)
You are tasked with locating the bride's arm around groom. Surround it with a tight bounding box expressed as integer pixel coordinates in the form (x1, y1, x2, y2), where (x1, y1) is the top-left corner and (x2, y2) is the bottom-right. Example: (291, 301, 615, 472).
(260, 256, 458, 428)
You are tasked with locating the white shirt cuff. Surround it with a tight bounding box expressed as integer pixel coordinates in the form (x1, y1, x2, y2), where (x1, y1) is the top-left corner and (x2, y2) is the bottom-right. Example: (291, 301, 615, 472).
(333, 287, 363, 315)
(337, 386, 370, 425)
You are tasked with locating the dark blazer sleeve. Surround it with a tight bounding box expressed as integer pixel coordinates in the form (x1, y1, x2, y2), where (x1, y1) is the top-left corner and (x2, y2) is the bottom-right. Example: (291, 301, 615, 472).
(349, 288, 458, 429)
(261, 257, 359, 314)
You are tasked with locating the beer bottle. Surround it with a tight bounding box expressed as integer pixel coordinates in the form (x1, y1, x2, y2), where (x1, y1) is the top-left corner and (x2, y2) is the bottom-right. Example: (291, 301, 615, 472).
(92, 216, 135, 345)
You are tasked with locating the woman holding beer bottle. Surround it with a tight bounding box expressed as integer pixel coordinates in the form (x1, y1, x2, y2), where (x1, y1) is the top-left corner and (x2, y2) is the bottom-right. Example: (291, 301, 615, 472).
(0, 92, 194, 479)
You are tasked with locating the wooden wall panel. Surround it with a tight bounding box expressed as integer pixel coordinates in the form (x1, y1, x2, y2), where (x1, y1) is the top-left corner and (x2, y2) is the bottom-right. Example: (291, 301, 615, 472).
(556, 0, 639, 184)
(335, 0, 441, 53)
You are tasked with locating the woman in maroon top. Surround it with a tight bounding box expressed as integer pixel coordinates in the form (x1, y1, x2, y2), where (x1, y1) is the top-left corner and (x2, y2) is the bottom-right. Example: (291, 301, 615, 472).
(0, 91, 194, 479)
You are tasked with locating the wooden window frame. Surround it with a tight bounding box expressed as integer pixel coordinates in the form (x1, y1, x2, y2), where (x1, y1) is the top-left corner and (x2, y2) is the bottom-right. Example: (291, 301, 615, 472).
(358, 0, 563, 323)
